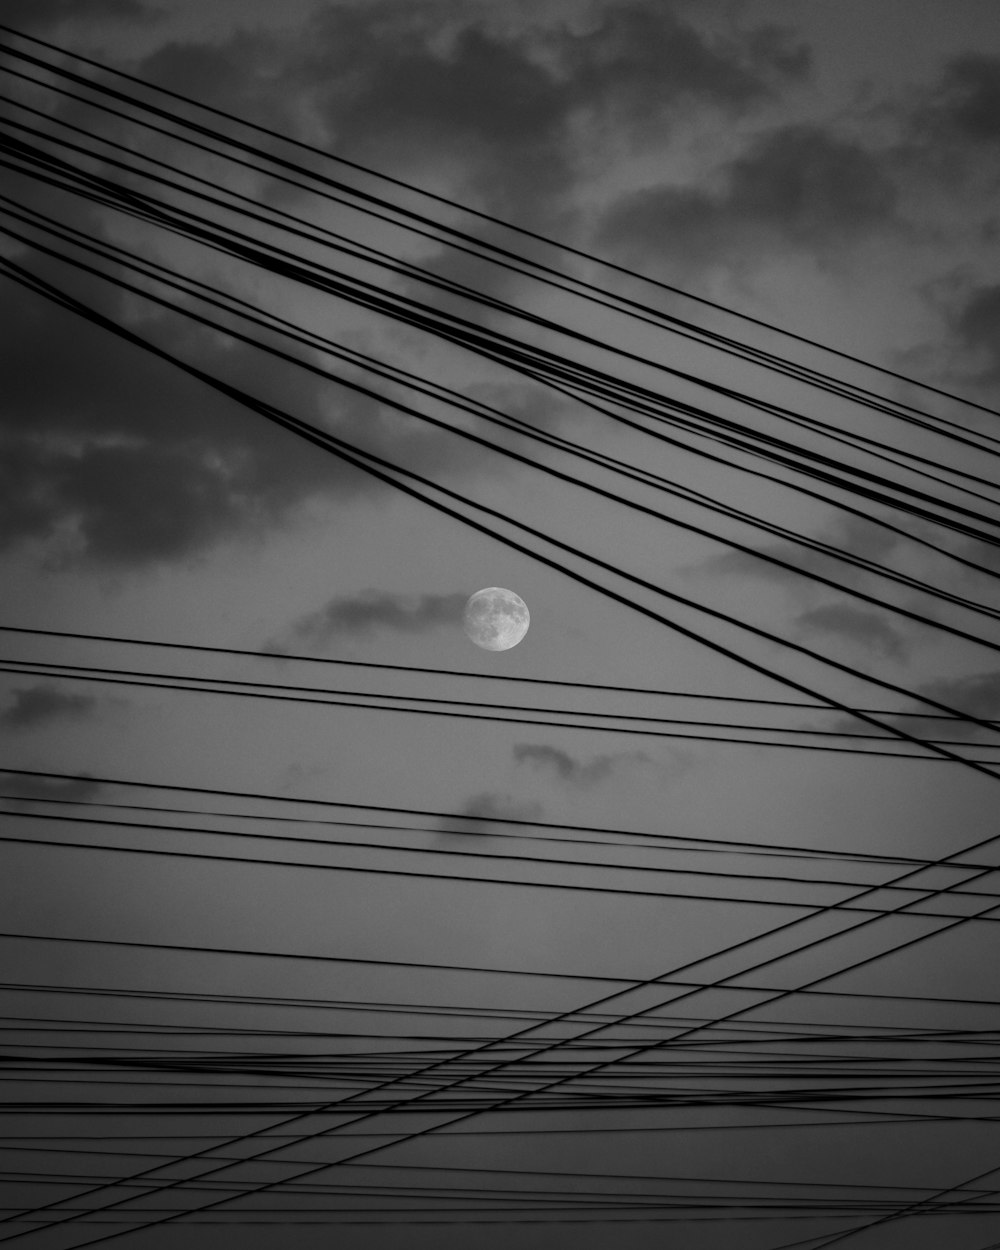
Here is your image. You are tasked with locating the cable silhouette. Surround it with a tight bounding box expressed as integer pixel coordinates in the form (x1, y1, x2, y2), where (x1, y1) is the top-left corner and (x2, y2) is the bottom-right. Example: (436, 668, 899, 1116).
(0, 24, 997, 1244)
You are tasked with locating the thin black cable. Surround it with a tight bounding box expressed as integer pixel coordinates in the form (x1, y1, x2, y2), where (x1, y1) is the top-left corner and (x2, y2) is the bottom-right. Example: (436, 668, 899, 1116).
(2, 22, 998, 438)
(0, 210, 995, 1235)
(12, 781, 1000, 1242)
(8, 976, 996, 1037)
(6, 151, 998, 591)
(66, 888, 999, 1248)
(1, 622, 991, 726)
(5, 805, 966, 904)
(2, 127, 997, 577)
(12, 764, 986, 871)
(10, 814, 979, 920)
(6, 929, 998, 1016)
(4, 138, 997, 555)
(2, 251, 999, 769)
(4, 70, 999, 490)
(39, 707, 1000, 1246)
(4, 187, 999, 629)
(6, 656, 998, 758)
(8, 789, 932, 873)
(1, 106, 996, 517)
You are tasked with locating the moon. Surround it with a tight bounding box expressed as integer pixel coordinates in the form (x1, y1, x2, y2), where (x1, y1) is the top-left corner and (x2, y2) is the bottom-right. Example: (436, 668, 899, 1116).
(463, 587, 530, 651)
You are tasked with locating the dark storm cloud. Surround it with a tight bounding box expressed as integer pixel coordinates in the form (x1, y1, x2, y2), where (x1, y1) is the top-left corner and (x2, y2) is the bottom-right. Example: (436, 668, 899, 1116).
(0, 236, 489, 565)
(0, 684, 97, 729)
(129, 0, 809, 251)
(291, 2, 808, 223)
(797, 604, 907, 660)
(273, 590, 467, 650)
(597, 124, 898, 275)
(0, 285, 351, 564)
(0, 1, 812, 569)
(436, 790, 544, 837)
(513, 743, 650, 787)
(0, 772, 103, 802)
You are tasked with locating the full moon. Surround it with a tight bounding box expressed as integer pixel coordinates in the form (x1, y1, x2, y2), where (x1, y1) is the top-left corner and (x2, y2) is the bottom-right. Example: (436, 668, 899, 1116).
(463, 587, 530, 651)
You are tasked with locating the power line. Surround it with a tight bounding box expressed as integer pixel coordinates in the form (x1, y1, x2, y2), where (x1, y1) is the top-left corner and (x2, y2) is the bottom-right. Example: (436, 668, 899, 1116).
(2, 21, 997, 437)
(5, 656, 998, 757)
(5, 138, 998, 562)
(3, 182, 999, 626)
(14, 780, 1000, 1243)
(0, 22, 995, 1240)
(3, 255, 1000, 776)
(5, 764, 999, 871)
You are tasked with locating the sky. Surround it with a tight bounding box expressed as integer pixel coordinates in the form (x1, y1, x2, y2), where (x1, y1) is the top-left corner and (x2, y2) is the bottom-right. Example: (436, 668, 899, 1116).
(2, 1, 1000, 1247)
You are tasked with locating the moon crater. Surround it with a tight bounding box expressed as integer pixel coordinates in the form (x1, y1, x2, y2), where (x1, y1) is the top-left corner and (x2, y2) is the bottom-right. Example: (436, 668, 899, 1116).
(463, 587, 530, 651)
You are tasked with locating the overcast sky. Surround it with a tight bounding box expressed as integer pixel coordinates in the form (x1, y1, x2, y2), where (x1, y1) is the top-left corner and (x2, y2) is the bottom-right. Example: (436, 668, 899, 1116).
(2, 2, 1000, 1248)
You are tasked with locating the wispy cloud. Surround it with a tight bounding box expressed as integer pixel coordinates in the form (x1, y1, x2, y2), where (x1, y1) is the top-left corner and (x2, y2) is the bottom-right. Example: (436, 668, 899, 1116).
(513, 743, 650, 788)
(0, 772, 104, 802)
(598, 123, 897, 279)
(0, 685, 97, 730)
(797, 604, 907, 660)
(436, 791, 545, 838)
(906, 669, 1000, 740)
(269, 589, 467, 651)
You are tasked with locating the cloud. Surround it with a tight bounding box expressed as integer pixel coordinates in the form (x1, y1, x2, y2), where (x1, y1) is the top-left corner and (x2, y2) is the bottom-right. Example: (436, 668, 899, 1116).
(513, 742, 650, 787)
(0, 252, 491, 565)
(436, 790, 544, 837)
(796, 604, 907, 660)
(292, 3, 807, 221)
(888, 53, 1000, 198)
(905, 669, 1000, 741)
(949, 283, 1000, 384)
(0, 1, 812, 569)
(0, 0, 150, 31)
(912, 54, 1000, 151)
(691, 515, 903, 589)
(597, 124, 898, 277)
(0, 772, 104, 802)
(272, 589, 468, 650)
(826, 668, 1000, 743)
(0, 684, 97, 729)
(0, 242, 371, 564)
(552, 6, 809, 128)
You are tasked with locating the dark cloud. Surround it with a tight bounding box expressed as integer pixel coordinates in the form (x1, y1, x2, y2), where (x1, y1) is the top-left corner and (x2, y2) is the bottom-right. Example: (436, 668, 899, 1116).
(296, 3, 806, 222)
(950, 284, 1000, 384)
(916, 54, 1000, 149)
(827, 669, 1000, 743)
(598, 124, 897, 276)
(513, 742, 649, 787)
(691, 515, 902, 589)
(797, 604, 907, 660)
(0, 0, 150, 31)
(906, 670, 1000, 741)
(436, 790, 544, 838)
(272, 590, 468, 651)
(0, 243, 491, 565)
(551, 7, 809, 129)
(0, 684, 97, 729)
(889, 53, 1000, 197)
(0, 1, 812, 569)
(0, 772, 104, 802)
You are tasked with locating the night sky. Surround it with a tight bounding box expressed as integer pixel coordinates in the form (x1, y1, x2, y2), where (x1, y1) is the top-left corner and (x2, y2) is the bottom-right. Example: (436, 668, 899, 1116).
(2, 2, 1000, 1248)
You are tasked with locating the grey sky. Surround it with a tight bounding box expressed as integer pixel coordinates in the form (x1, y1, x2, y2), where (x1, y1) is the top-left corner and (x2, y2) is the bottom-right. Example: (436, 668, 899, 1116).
(3, 2, 1000, 1247)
